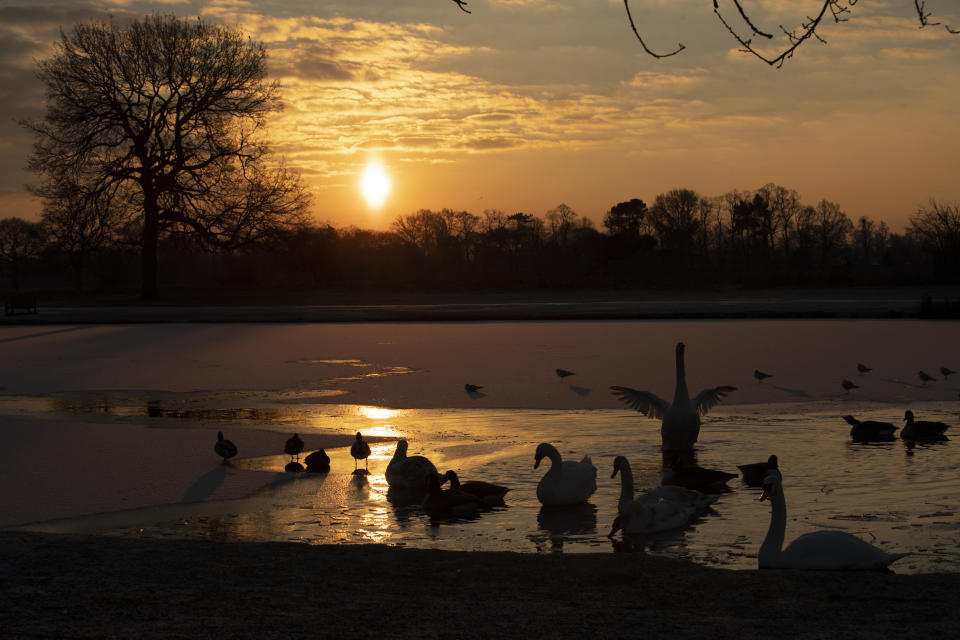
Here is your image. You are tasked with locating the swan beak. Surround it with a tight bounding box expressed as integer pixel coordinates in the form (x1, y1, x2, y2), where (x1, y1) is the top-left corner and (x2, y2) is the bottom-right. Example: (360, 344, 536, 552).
(611, 464, 619, 479)
(607, 515, 622, 538)
(759, 486, 770, 501)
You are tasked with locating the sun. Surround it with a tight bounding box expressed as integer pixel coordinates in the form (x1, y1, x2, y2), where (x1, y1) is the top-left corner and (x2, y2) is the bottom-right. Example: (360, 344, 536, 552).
(360, 162, 390, 208)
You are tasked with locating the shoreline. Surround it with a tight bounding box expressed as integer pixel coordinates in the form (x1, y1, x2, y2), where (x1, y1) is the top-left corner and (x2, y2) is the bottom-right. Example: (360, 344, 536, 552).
(4, 285, 960, 324)
(2, 531, 958, 638)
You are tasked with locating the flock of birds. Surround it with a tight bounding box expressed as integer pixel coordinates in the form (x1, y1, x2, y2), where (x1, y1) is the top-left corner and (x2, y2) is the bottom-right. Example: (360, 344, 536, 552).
(212, 341, 954, 571)
(753, 363, 957, 394)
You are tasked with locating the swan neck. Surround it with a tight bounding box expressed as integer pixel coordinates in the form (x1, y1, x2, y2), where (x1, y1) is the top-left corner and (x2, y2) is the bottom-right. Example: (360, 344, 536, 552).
(673, 346, 689, 404)
(618, 462, 634, 505)
(760, 487, 787, 564)
(543, 446, 563, 475)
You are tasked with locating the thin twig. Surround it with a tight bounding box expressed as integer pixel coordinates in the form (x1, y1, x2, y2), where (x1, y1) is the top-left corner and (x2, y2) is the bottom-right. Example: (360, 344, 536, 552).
(623, 0, 684, 59)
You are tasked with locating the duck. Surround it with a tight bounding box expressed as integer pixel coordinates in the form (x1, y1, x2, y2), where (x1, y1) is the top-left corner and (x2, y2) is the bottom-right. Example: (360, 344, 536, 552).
(350, 432, 371, 472)
(533, 442, 597, 506)
(443, 470, 509, 503)
(611, 342, 737, 451)
(843, 415, 897, 442)
(421, 473, 482, 514)
(385, 439, 441, 490)
(612, 455, 717, 516)
(214, 431, 237, 463)
(737, 454, 778, 487)
(901, 410, 950, 441)
(304, 448, 330, 473)
(284, 433, 304, 462)
(758, 469, 908, 570)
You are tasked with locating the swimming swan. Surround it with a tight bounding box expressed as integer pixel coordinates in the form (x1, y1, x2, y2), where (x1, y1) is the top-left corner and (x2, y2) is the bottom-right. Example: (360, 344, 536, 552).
(611, 342, 736, 451)
(608, 456, 716, 537)
(758, 469, 908, 570)
(534, 443, 597, 506)
(385, 440, 441, 490)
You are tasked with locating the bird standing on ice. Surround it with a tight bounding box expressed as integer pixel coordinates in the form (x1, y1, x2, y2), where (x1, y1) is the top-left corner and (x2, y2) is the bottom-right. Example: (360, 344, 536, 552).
(841, 379, 859, 393)
(351, 432, 371, 473)
(611, 342, 737, 451)
(284, 433, 304, 462)
(214, 431, 237, 463)
(754, 369, 772, 382)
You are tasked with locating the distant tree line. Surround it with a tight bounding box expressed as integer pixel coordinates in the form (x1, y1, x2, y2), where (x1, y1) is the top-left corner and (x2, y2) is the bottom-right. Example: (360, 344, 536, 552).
(2, 184, 958, 296)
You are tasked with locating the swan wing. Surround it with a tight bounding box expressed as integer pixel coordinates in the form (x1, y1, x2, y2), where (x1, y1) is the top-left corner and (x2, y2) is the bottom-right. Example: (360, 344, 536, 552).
(610, 386, 670, 419)
(692, 385, 737, 416)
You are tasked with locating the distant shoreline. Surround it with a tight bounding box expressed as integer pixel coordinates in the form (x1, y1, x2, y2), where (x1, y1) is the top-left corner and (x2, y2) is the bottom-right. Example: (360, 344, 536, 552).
(2, 531, 958, 638)
(4, 285, 960, 324)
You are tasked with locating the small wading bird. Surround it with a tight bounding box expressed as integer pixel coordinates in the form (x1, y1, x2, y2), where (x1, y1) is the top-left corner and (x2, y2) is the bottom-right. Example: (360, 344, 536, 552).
(841, 379, 859, 393)
(757, 468, 908, 570)
(918, 371, 937, 385)
(284, 433, 304, 462)
(555, 368, 575, 380)
(857, 363, 872, 375)
(843, 415, 896, 442)
(902, 410, 951, 441)
(941, 367, 956, 379)
(754, 369, 772, 382)
(351, 432, 371, 473)
(214, 431, 237, 463)
(611, 342, 736, 451)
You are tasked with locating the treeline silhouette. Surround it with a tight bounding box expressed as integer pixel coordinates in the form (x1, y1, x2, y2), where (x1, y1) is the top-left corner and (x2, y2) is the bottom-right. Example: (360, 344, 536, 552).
(1, 183, 958, 296)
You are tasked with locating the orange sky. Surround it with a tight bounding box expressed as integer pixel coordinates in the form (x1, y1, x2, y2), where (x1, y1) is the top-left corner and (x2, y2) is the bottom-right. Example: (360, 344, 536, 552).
(1, 0, 958, 231)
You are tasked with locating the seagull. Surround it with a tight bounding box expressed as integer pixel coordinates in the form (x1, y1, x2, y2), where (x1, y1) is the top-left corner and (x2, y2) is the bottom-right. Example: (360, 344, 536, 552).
(918, 371, 936, 385)
(351, 432, 371, 472)
(464, 383, 483, 393)
(556, 368, 575, 380)
(754, 369, 772, 382)
(856, 363, 872, 375)
(284, 433, 304, 462)
(214, 431, 237, 463)
(841, 379, 859, 393)
(941, 367, 956, 379)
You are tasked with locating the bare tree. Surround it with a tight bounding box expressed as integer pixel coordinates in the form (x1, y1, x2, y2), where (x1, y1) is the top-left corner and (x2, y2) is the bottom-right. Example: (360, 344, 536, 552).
(908, 200, 960, 270)
(22, 14, 310, 299)
(0, 218, 46, 290)
(453, 1, 958, 67)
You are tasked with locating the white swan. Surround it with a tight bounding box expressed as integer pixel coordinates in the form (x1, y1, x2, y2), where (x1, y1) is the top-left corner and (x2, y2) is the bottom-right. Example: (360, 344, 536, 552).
(608, 455, 716, 537)
(385, 440, 441, 490)
(611, 342, 736, 451)
(758, 469, 908, 570)
(534, 443, 597, 506)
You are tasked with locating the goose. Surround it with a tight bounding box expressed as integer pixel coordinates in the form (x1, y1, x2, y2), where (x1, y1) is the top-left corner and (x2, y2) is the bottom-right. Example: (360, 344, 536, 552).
(443, 470, 510, 502)
(214, 431, 237, 463)
(843, 415, 896, 441)
(758, 469, 908, 570)
(556, 368, 575, 379)
(611, 342, 737, 451)
(350, 432, 371, 472)
(754, 369, 772, 382)
(841, 379, 859, 393)
(385, 440, 441, 490)
(738, 454, 778, 487)
(612, 456, 717, 516)
(422, 473, 481, 514)
(857, 363, 872, 374)
(533, 442, 597, 506)
(284, 433, 304, 462)
(902, 410, 950, 441)
(662, 454, 737, 491)
(918, 371, 936, 384)
(941, 367, 956, 378)
(304, 448, 330, 473)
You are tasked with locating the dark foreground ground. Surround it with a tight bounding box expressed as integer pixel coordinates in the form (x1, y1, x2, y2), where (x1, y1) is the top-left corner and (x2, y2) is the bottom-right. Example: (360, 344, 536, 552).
(1, 532, 957, 639)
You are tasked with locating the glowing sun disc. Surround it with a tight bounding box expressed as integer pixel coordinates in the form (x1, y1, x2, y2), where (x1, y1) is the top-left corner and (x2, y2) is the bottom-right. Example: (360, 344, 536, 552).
(361, 163, 390, 207)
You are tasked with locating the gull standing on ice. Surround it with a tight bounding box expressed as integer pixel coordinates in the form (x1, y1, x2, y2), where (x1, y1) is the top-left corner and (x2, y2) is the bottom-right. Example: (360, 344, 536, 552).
(841, 379, 859, 393)
(754, 369, 772, 382)
(940, 367, 956, 378)
(856, 363, 872, 375)
(612, 342, 736, 451)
